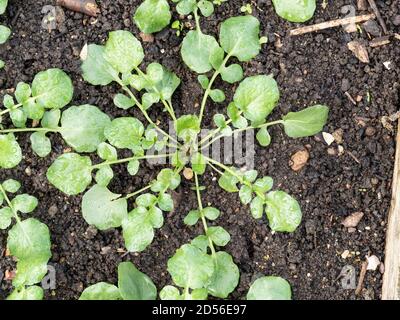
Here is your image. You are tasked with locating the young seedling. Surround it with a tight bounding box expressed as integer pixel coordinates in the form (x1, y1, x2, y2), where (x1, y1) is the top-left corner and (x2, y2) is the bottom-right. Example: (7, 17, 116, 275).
(0, 179, 51, 300)
(240, 3, 252, 15)
(0, 0, 10, 68)
(1, 11, 329, 299)
(272, 0, 316, 23)
(80, 262, 157, 300)
(133, 0, 225, 34)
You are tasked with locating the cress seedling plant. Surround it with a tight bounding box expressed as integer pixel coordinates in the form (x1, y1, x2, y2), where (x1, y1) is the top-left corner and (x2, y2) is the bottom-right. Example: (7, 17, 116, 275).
(0, 2, 327, 300)
(0, 0, 11, 69)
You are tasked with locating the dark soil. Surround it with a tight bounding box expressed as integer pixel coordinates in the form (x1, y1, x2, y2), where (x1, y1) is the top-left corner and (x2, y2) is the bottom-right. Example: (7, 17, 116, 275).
(1, 0, 399, 300)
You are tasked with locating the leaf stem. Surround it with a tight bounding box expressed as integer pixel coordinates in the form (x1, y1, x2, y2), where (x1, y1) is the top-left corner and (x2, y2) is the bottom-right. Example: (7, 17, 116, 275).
(200, 119, 284, 150)
(133, 66, 177, 122)
(198, 53, 232, 124)
(124, 184, 153, 200)
(0, 127, 61, 134)
(194, 172, 216, 257)
(121, 85, 179, 145)
(92, 153, 171, 170)
(193, 8, 202, 34)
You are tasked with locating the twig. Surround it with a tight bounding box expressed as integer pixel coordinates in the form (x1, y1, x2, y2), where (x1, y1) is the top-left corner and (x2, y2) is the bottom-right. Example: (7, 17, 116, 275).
(289, 14, 375, 36)
(355, 261, 368, 295)
(369, 36, 391, 47)
(56, 0, 100, 17)
(345, 92, 357, 105)
(347, 151, 361, 164)
(367, 0, 388, 35)
(11, 7, 23, 26)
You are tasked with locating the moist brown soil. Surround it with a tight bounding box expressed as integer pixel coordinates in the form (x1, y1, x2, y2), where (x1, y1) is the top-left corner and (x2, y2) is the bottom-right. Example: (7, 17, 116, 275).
(1, 0, 399, 300)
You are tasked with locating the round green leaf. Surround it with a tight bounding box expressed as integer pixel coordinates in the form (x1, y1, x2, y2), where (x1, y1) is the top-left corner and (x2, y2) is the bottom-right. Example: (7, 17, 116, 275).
(60, 105, 111, 153)
(47, 153, 93, 195)
(253, 176, 274, 194)
(97, 142, 118, 161)
(207, 251, 239, 298)
(118, 261, 157, 300)
(220, 15, 261, 61)
(209, 89, 225, 103)
(11, 194, 38, 214)
(175, 115, 200, 141)
(167, 244, 214, 289)
(191, 152, 206, 175)
(272, 0, 316, 23)
(158, 193, 173, 212)
(239, 185, 252, 205)
(250, 196, 264, 219)
(79, 283, 122, 300)
(183, 210, 200, 226)
(122, 207, 154, 252)
(41, 109, 61, 128)
(0, 25, 11, 44)
(265, 191, 302, 232)
(105, 30, 144, 74)
(134, 0, 171, 34)
(160, 286, 181, 300)
(15, 82, 31, 104)
(81, 44, 119, 86)
(234, 75, 280, 124)
(221, 64, 243, 84)
(207, 226, 230, 246)
(0, 0, 8, 15)
(82, 184, 128, 230)
(181, 31, 220, 73)
(2, 179, 21, 193)
(105, 117, 144, 150)
(282, 105, 329, 138)
(31, 68, 73, 109)
(95, 165, 114, 187)
(198, 0, 214, 17)
(0, 134, 22, 169)
(203, 207, 220, 220)
(127, 159, 140, 176)
(0, 207, 12, 229)
(7, 286, 44, 301)
(7, 218, 51, 262)
(10, 108, 27, 128)
(113, 93, 135, 110)
(22, 100, 45, 120)
(247, 276, 292, 300)
(30, 132, 51, 157)
(256, 127, 272, 147)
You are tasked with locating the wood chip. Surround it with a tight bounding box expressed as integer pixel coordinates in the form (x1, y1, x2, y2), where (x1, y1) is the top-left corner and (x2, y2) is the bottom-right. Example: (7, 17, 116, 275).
(333, 128, 344, 144)
(322, 132, 335, 146)
(357, 0, 368, 10)
(342, 212, 364, 228)
(367, 255, 380, 271)
(289, 14, 375, 36)
(183, 167, 194, 180)
(139, 32, 154, 43)
(347, 40, 370, 63)
(290, 149, 309, 171)
(369, 36, 391, 47)
(355, 261, 368, 295)
(56, 0, 100, 17)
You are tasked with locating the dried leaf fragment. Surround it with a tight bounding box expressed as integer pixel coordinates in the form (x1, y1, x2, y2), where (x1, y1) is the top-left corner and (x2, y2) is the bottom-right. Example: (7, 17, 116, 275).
(347, 41, 370, 63)
(290, 149, 309, 171)
(342, 211, 364, 228)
